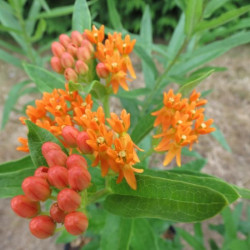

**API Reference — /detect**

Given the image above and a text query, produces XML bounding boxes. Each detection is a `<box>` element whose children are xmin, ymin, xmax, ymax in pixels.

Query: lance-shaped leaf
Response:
<box><xmin>104</xmin><ymin>174</ymin><xmax>228</xmax><ymax>222</ymax></box>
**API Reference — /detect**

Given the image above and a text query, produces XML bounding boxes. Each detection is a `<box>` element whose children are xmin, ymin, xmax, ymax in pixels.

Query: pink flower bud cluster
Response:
<box><xmin>50</xmin><ymin>31</ymin><xmax>94</xmax><ymax>82</ymax></box>
<box><xmin>11</xmin><ymin>142</ymin><xmax>90</xmax><ymax>239</ymax></box>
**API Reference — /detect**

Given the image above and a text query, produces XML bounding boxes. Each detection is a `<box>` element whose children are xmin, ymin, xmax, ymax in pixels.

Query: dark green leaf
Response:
<box><xmin>26</xmin><ymin>120</ymin><xmax>68</xmax><ymax>168</ymax></box>
<box><xmin>104</xmin><ymin>174</ymin><xmax>228</xmax><ymax>222</ymax></box>
<box><xmin>72</xmin><ymin>0</ymin><xmax>91</xmax><ymax>32</ymax></box>
<box><xmin>107</xmin><ymin>0</ymin><xmax>123</xmax><ymax>31</ymax></box>
<box><xmin>23</xmin><ymin>63</ymin><xmax>65</xmax><ymax>92</ymax></box>
<box><xmin>204</xmin><ymin>0</ymin><xmax>230</xmax><ymax>18</ymax></box>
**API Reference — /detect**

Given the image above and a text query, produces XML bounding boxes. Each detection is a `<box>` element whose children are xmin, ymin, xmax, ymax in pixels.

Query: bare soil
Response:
<box><xmin>0</xmin><ymin>45</ymin><xmax>250</xmax><ymax>249</ymax></box>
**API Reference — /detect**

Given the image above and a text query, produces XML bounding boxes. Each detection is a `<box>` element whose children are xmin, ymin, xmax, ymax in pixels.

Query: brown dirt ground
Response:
<box><xmin>0</xmin><ymin>45</ymin><xmax>250</xmax><ymax>249</ymax></box>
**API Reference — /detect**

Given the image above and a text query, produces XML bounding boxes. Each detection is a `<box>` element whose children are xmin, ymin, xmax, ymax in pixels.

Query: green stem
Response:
<box><xmin>55</xmin><ymin>227</ymin><xmax>64</xmax><ymax>233</ymax></box>
<box><xmin>49</xmin><ymin>195</ymin><xmax>57</xmax><ymax>201</ymax></box>
<box><xmin>141</xmin><ymin>39</ymin><xmax>188</xmax><ymax>115</ymax></box>
<box><xmin>103</xmin><ymin>94</ymin><xmax>110</xmax><ymax>117</ymax></box>
<box><xmin>87</xmin><ymin>188</ymin><xmax>111</xmax><ymax>205</ymax></box>
<box><xmin>40</xmin><ymin>211</ymin><xmax>50</xmax><ymax>216</ymax></box>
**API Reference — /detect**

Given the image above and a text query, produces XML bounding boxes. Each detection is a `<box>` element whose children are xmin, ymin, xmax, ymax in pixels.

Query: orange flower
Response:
<box><xmin>116</xmin><ymin>35</ymin><xmax>136</xmax><ymax>55</ymax></box>
<box><xmin>85</xmin><ymin>25</ymin><xmax>105</xmax><ymax>44</ymax></box>
<box><xmin>16</xmin><ymin>137</ymin><xmax>29</xmax><ymax>152</ymax></box>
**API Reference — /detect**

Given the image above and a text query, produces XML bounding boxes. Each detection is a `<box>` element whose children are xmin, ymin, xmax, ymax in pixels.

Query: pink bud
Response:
<box><xmin>11</xmin><ymin>195</ymin><xmax>40</xmax><ymax>218</ymax></box>
<box><xmin>81</xmin><ymin>39</ymin><xmax>94</xmax><ymax>53</ymax></box>
<box><xmin>29</xmin><ymin>215</ymin><xmax>56</xmax><ymax>239</ymax></box>
<box><xmin>22</xmin><ymin>176</ymin><xmax>51</xmax><ymax>201</ymax></box>
<box><xmin>67</xmin><ymin>43</ymin><xmax>78</xmax><ymax>57</ymax></box>
<box><xmin>75</xmin><ymin>60</ymin><xmax>89</xmax><ymax>75</ymax></box>
<box><xmin>66</xmin><ymin>154</ymin><xmax>87</xmax><ymax>169</ymax></box>
<box><xmin>64</xmin><ymin>68</ymin><xmax>78</xmax><ymax>82</ymax></box>
<box><xmin>68</xmin><ymin>166</ymin><xmax>91</xmax><ymax>191</ymax></box>
<box><xmin>64</xmin><ymin>212</ymin><xmax>88</xmax><ymax>235</ymax></box>
<box><xmin>51</xmin><ymin>57</ymin><xmax>64</xmax><ymax>73</ymax></box>
<box><xmin>62</xmin><ymin>126</ymin><xmax>79</xmax><ymax>147</ymax></box>
<box><xmin>34</xmin><ymin>166</ymin><xmax>49</xmax><ymax>180</ymax></box>
<box><xmin>76</xmin><ymin>132</ymin><xmax>93</xmax><ymax>154</ymax></box>
<box><xmin>96</xmin><ymin>62</ymin><xmax>110</xmax><ymax>78</ymax></box>
<box><xmin>61</xmin><ymin>52</ymin><xmax>75</xmax><ymax>68</ymax></box>
<box><xmin>50</xmin><ymin>203</ymin><xmax>67</xmax><ymax>223</ymax></box>
<box><xmin>45</xmin><ymin>150</ymin><xmax>67</xmax><ymax>167</ymax></box>
<box><xmin>48</xmin><ymin>166</ymin><xmax>69</xmax><ymax>189</ymax></box>
<box><xmin>51</xmin><ymin>41</ymin><xmax>65</xmax><ymax>57</ymax></box>
<box><xmin>59</xmin><ymin>34</ymin><xmax>71</xmax><ymax>47</ymax></box>
<box><xmin>71</xmin><ymin>31</ymin><xmax>84</xmax><ymax>46</ymax></box>
<box><xmin>42</xmin><ymin>142</ymin><xmax>62</xmax><ymax>155</ymax></box>
<box><xmin>77</xmin><ymin>47</ymin><xmax>92</xmax><ymax>61</ymax></box>
<box><xmin>57</xmin><ymin>188</ymin><xmax>81</xmax><ymax>212</ymax></box>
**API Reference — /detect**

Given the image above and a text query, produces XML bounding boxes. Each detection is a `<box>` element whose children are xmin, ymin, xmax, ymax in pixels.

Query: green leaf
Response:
<box><xmin>178</xmin><ymin>69</ymin><xmax>214</xmax><ymax>96</ymax></box>
<box><xmin>1</xmin><ymin>80</ymin><xmax>31</xmax><ymax>129</ymax></box>
<box><xmin>31</xmin><ymin>18</ymin><xmax>46</xmax><ymax>42</ymax></box>
<box><xmin>233</xmin><ymin>186</ymin><xmax>250</xmax><ymax>200</ymax></box>
<box><xmin>72</xmin><ymin>0</ymin><xmax>91</xmax><ymax>32</ymax></box>
<box><xmin>26</xmin><ymin>0</ymin><xmax>41</xmax><ymax>35</ymax></box>
<box><xmin>211</xmin><ymin>124</ymin><xmax>231</xmax><ymax>152</ymax></box>
<box><xmin>0</xmin><ymin>48</ymin><xmax>22</xmax><ymax>68</ymax></box>
<box><xmin>173</xmin><ymin>158</ymin><xmax>207</xmax><ymax>172</ymax></box>
<box><xmin>0</xmin><ymin>23</ymin><xmax>21</xmax><ymax>33</ymax></box>
<box><xmin>35</xmin><ymin>5</ymin><xmax>74</xmax><ymax>19</ymax></box>
<box><xmin>115</xmin><ymin>88</ymin><xmax>150</xmax><ymax>99</ymax></box>
<box><xmin>82</xmin><ymin>80</ymin><xmax>107</xmax><ymax>100</ymax></box>
<box><xmin>184</xmin><ymin>0</ymin><xmax>203</xmax><ymax>37</ymax></box>
<box><xmin>204</xmin><ymin>0</ymin><xmax>230</xmax><ymax>18</ymax></box>
<box><xmin>26</xmin><ymin>120</ymin><xmax>68</xmax><ymax>168</ymax></box>
<box><xmin>56</xmin><ymin>229</ymin><xmax>77</xmax><ymax>244</ymax></box>
<box><xmin>0</xmin><ymin>156</ymin><xmax>35</xmax><ymax>198</ymax></box>
<box><xmin>101</xmin><ymin>213</ymin><xmax>133</xmax><ymax>250</ymax></box>
<box><xmin>144</xmin><ymin>169</ymin><xmax>239</xmax><ymax>204</ymax></box>
<box><xmin>107</xmin><ymin>0</ymin><xmax>123</xmax><ymax>31</ymax></box>
<box><xmin>23</xmin><ymin>63</ymin><xmax>65</xmax><ymax>92</ymax></box>
<box><xmin>104</xmin><ymin>174</ymin><xmax>228</xmax><ymax>222</ymax></box>
<box><xmin>196</xmin><ymin>5</ymin><xmax>250</xmax><ymax>32</ymax></box>
<box><xmin>222</xmin><ymin>207</ymin><xmax>237</xmax><ymax>245</ymax></box>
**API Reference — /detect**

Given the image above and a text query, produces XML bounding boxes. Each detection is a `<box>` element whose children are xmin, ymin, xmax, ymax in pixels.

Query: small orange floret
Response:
<box><xmin>85</xmin><ymin>25</ymin><xmax>105</xmax><ymax>44</ymax></box>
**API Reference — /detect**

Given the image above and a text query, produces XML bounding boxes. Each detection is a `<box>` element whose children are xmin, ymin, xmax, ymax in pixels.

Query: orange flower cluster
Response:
<box><xmin>17</xmin><ymin>85</ymin><xmax>143</xmax><ymax>190</ymax></box>
<box><xmin>17</xmin><ymin>84</ymin><xmax>93</xmax><ymax>152</ymax></box>
<box><xmin>152</xmin><ymin>89</ymin><xmax>215</xmax><ymax>167</ymax></box>
<box><xmin>50</xmin><ymin>25</ymin><xmax>136</xmax><ymax>94</ymax></box>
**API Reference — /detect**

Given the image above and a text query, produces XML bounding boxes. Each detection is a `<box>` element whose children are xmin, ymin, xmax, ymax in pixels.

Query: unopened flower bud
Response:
<box><xmin>71</xmin><ymin>31</ymin><xmax>83</xmax><ymax>46</ymax></box>
<box><xmin>42</xmin><ymin>142</ymin><xmax>62</xmax><ymax>155</ymax></box>
<box><xmin>64</xmin><ymin>68</ymin><xmax>78</xmax><ymax>82</ymax></box>
<box><xmin>77</xmin><ymin>47</ymin><xmax>92</xmax><ymax>61</ymax></box>
<box><xmin>34</xmin><ymin>166</ymin><xmax>49</xmax><ymax>180</ymax></box>
<box><xmin>29</xmin><ymin>215</ymin><xmax>56</xmax><ymax>239</ymax></box>
<box><xmin>44</xmin><ymin>150</ymin><xmax>67</xmax><ymax>167</ymax></box>
<box><xmin>51</xmin><ymin>57</ymin><xmax>64</xmax><ymax>73</ymax></box>
<box><xmin>51</xmin><ymin>41</ymin><xmax>65</xmax><ymax>57</ymax></box>
<box><xmin>48</xmin><ymin>166</ymin><xmax>68</xmax><ymax>189</ymax></box>
<box><xmin>67</xmin><ymin>43</ymin><xmax>78</xmax><ymax>57</ymax></box>
<box><xmin>64</xmin><ymin>211</ymin><xmax>88</xmax><ymax>235</ymax></box>
<box><xmin>68</xmin><ymin>166</ymin><xmax>91</xmax><ymax>191</ymax></box>
<box><xmin>81</xmin><ymin>39</ymin><xmax>94</xmax><ymax>53</ymax></box>
<box><xmin>75</xmin><ymin>60</ymin><xmax>89</xmax><ymax>75</ymax></box>
<box><xmin>96</xmin><ymin>62</ymin><xmax>110</xmax><ymax>78</ymax></box>
<box><xmin>50</xmin><ymin>203</ymin><xmax>67</xmax><ymax>223</ymax></box>
<box><xmin>76</xmin><ymin>132</ymin><xmax>93</xmax><ymax>154</ymax></box>
<box><xmin>11</xmin><ymin>195</ymin><xmax>40</xmax><ymax>218</ymax></box>
<box><xmin>62</xmin><ymin>126</ymin><xmax>79</xmax><ymax>147</ymax></box>
<box><xmin>22</xmin><ymin>176</ymin><xmax>51</xmax><ymax>201</ymax></box>
<box><xmin>57</xmin><ymin>188</ymin><xmax>81</xmax><ymax>212</ymax></box>
<box><xmin>61</xmin><ymin>52</ymin><xmax>75</xmax><ymax>68</ymax></box>
<box><xmin>66</xmin><ymin>154</ymin><xmax>87</xmax><ymax>169</ymax></box>
<box><xmin>59</xmin><ymin>34</ymin><xmax>71</xmax><ymax>47</ymax></box>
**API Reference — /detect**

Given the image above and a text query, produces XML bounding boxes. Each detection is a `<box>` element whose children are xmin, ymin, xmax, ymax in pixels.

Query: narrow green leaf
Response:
<box><xmin>101</xmin><ymin>213</ymin><xmax>133</xmax><ymax>250</ymax></box>
<box><xmin>196</xmin><ymin>5</ymin><xmax>250</xmax><ymax>32</ymax></box>
<box><xmin>0</xmin><ymin>48</ymin><xmax>22</xmax><ymax>68</ymax></box>
<box><xmin>211</xmin><ymin>124</ymin><xmax>231</xmax><ymax>152</ymax></box>
<box><xmin>115</xmin><ymin>88</ymin><xmax>150</xmax><ymax>99</ymax></box>
<box><xmin>0</xmin><ymin>156</ymin><xmax>35</xmax><ymax>198</ymax></box>
<box><xmin>0</xmin><ymin>40</ymin><xmax>24</xmax><ymax>54</ymax></box>
<box><xmin>184</xmin><ymin>0</ymin><xmax>203</xmax><ymax>37</ymax></box>
<box><xmin>26</xmin><ymin>120</ymin><xmax>68</xmax><ymax>168</ymax></box>
<box><xmin>82</xmin><ymin>80</ymin><xmax>107</xmax><ymax>100</ymax></box>
<box><xmin>107</xmin><ymin>0</ymin><xmax>123</xmax><ymax>31</ymax></box>
<box><xmin>204</xmin><ymin>0</ymin><xmax>230</xmax><ymax>18</ymax></box>
<box><xmin>1</xmin><ymin>80</ymin><xmax>31</xmax><ymax>129</ymax></box>
<box><xmin>72</xmin><ymin>0</ymin><xmax>91</xmax><ymax>32</ymax></box>
<box><xmin>35</xmin><ymin>5</ymin><xmax>74</xmax><ymax>19</ymax></box>
<box><xmin>31</xmin><ymin>19</ymin><xmax>46</xmax><ymax>42</ymax></box>
<box><xmin>0</xmin><ymin>24</ymin><xmax>21</xmax><ymax>33</ymax></box>
<box><xmin>222</xmin><ymin>207</ymin><xmax>237</xmax><ymax>244</ymax></box>
<box><xmin>178</xmin><ymin>69</ymin><xmax>214</xmax><ymax>96</ymax></box>
<box><xmin>233</xmin><ymin>186</ymin><xmax>250</xmax><ymax>200</ymax></box>
<box><xmin>23</xmin><ymin>63</ymin><xmax>64</xmax><ymax>92</ymax></box>
<box><xmin>26</xmin><ymin>0</ymin><xmax>41</xmax><ymax>35</ymax></box>
<box><xmin>104</xmin><ymin>175</ymin><xmax>228</xmax><ymax>222</ymax></box>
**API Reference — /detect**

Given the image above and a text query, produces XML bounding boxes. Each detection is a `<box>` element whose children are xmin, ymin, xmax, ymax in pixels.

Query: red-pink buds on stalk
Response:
<box><xmin>57</xmin><ymin>188</ymin><xmax>81</xmax><ymax>212</ymax></box>
<box><xmin>51</xmin><ymin>57</ymin><xmax>63</xmax><ymax>73</ymax></box>
<box><xmin>75</xmin><ymin>60</ymin><xmax>89</xmax><ymax>75</ymax></box>
<box><xmin>50</xmin><ymin>203</ymin><xmax>67</xmax><ymax>223</ymax></box>
<box><xmin>96</xmin><ymin>62</ymin><xmax>109</xmax><ymax>78</ymax></box>
<box><xmin>48</xmin><ymin>166</ymin><xmax>69</xmax><ymax>189</ymax></box>
<box><xmin>71</xmin><ymin>31</ymin><xmax>83</xmax><ymax>46</ymax></box>
<box><xmin>29</xmin><ymin>215</ymin><xmax>56</xmax><ymax>239</ymax></box>
<box><xmin>64</xmin><ymin>212</ymin><xmax>88</xmax><ymax>235</ymax></box>
<box><xmin>34</xmin><ymin>166</ymin><xmax>49</xmax><ymax>180</ymax></box>
<box><xmin>42</xmin><ymin>142</ymin><xmax>61</xmax><ymax>155</ymax></box>
<box><xmin>66</xmin><ymin>154</ymin><xmax>87</xmax><ymax>169</ymax></box>
<box><xmin>77</xmin><ymin>47</ymin><xmax>92</xmax><ymax>61</ymax></box>
<box><xmin>77</xmin><ymin>131</ymin><xmax>93</xmax><ymax>154</ymax></box>
<box><xmin>67</xmin><ymin>43</ymin><xmax>78</xmax><ymax>57</ymax></box>
<box><xmin>11</xmin><ymin>195</ymin><xmax>40</xmax><ymax>218</ymax></box>
<box><xmin>61</xmin><ymin>52</ymin><xmax>75</xmax><ymax>68</ymax></box>
<box><xmin>64</xmin><ymin>68</ymin><xmax>78</xmax><ymax>82</ymax></box>
<box><xmin>51</xmin><ymin>42</ymin><xmax>65</xmax><ymax>57</ymax></box>
<box><xmin>59</xmin><ymin>34</ymin><xmax>71</xmax><ymax>47</ymax></box>
<box><xmin>68</xmin><ymin>166</ymin><xmax>91</xmax><ymax>191</ymax></box>
<box><xmin>22</xmin><ymin>176</ymin><xmax>51</xmax><ymax>201</ymax></box>
<box><xmin>62</xmin><ymin>126</ymin><xmax>79</xmax><ymax>147</ymax></box>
